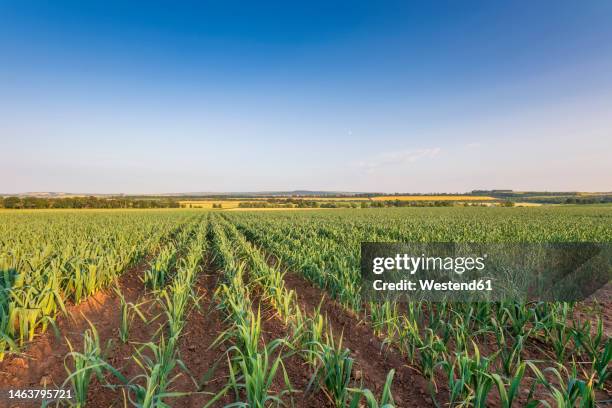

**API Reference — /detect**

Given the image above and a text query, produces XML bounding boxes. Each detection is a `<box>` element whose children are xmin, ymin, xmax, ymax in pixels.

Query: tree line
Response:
<box><xmin>237</xmin><ymin>199</ymin><xmax>457</xmax><ymax>209</ymax></box>
<box><xmin>0</xmin><ymin>196</ymin><xmax>180</xmax><ymax>209</ymax></box>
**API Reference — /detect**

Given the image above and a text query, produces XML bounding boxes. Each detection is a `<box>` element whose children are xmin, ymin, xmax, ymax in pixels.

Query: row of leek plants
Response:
<box><xmin>0</xmin><ymin>211</ymin><xmax>198</xmax><ymax>360</ymax></box>
<box><xmin>59</xmin><ymin>216</ymin><xmax>207</xmax><ymax>408</ymax></box>
<box><xmin>214</xmin><ymin>215</ymin><xmax>397</xmax><ymax>408</ymax></box>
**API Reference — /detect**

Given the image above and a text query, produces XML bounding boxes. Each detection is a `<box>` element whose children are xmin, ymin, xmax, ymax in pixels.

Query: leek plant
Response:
<box><xmin>62</xmin><ymin>322</ymin><xmax>106</xmax><ymax>408</ymax></box>
<box><xmin>115</xmin><ymin>287</ymin><xmax>146</xmax><ymax>344</ymax></box>
<box><xmin>143</xmin><ymin>244</ymin><xmax>178</xmax><ymax>290</ymax></box>
<box><xmin>438</xmin><ymin>343</ymin><xmax>496</xmax><ymax>408</ymax></box>
<box><xmin>527</xmin><ymin>361</ymin><xmax>596</xmax><ymax>408</ymax></box>
<box><xmin>489</xmin><ymin>362</ymin><xmax>527</xmax><ymax>408</ymax></box>
<box><xmin>348</xmin><ymin>369</ymin><xmax>396</xmax><ymax>408</ymax></box>
<box><xmin>127</xmin><ymin>336</ymin><xmax>185</xmax><ymax>408</ymax></box>
<box><xmin>0</xmin><ymin>211</ymin><xmax>196</xmax><ymax>359</ymax></box>
<box><xmin>309</xmin><ymin>332</ymin><xmax>355</xmax><ymax>408</ymax></box>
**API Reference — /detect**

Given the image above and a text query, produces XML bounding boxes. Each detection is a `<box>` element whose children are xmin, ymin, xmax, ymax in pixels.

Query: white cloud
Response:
<box><xmin>359</xmin><ymin>147</ymin><xmax>441</xmax><ymax>171</ymax></box>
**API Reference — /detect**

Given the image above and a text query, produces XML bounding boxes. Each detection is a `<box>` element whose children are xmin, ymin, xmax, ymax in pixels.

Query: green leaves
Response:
<box><xmin>222</xmin><ymin>208</ymin><xmax>611</xmax><ymax>407</ymax></box>
<box><xmin>0</xmin><ymin>210</ymin><xmax>196</xmax><ymax>358</ymax></box>
<box><xmin>62</xmin><ymin>320</ymin><xmax>105</xmax><ymax>407</ymax></box>
<box><xmin>143</xmin><ymin>243</ymin><xmax>178</xmax><ymax>290</ymax></box>
<box><xmin>309</xmin><ymin>332</ymin><xmax>355</xmax><ymax>408</ymax></box>
<box><xmin>592</xmin><ymin>338</ymin><xmax>611</xmax><ymax>388</ymax></box>
<box><xmin>3</xmin><ymin>206</ymin><xmax>611</xmax><ymax>406</ymax></box>
<box><xmin>526</xmin><ymin>362</ymin><xmax>596</xmax><ymax>408</ymax></box>
<box><xmin>489</xmin><ymin>362</ymin><xmax>526</xmax><ymax>408</ymax></box>
<box><xmin>349</xmin><ymin>369</ymin><xmax>396</xmax><ymax>408</ymax></box>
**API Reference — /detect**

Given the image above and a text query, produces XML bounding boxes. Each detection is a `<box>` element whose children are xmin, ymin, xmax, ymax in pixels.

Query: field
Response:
<box><xmin>0</xmin><ymin>207</ymin><xmax>610</xmax><ymax>407</ymax></box>
<box><xmin>370</xmin><ymin>195</ymin><xmax>495</xmax><ymax>201</ymax></box>
<box><xmin>179</xmin><ymin>200</ymin><xmax>243</xmax><ymax>209</ymax></box>
<box><xmin>179</xmin><ymin>195</ymin><xmax>496</xmax><ymax>207</ymax></box>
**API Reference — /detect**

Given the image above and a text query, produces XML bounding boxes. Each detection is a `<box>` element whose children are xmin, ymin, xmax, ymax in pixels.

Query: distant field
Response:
<box><xmin>179</xmin><ymin>200</ymin><xmax>242</xmax><ymax>209</ymax></box>
<box><xmin>514</xmin><ymin>202</ymin><xmax>544</xmax><ymax>207</ymax></box>
<box><xmin>282</xmin><ymin>196</ymin><xmax>370</xmax><ymax>201</ymax></box>
<box><xmin>180</xmin><ymin>195</ymin><xmax>496</xmax><ymax>208</ymax></box>
<box><xmin>180</xmin><ymin>201</ymin><xmax>338</xmax><ymax>211</ymax></box>
<box><xmin>274</xmin><ymin>195</ymin><xmax>496</xmax><ymax>201</ymax></box>
<box><xmin>371</xmin><ymin>195</ymin><xmax>495</xmax><ymax>201</ymax></box>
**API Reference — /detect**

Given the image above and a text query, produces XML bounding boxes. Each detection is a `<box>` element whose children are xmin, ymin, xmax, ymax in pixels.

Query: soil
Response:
<box><xmin>169</xmin><ymin>261</ymin><xmax>232</xmax><ymax>408</ymax></box>
<box><xmin>84</xmin><ymin>258</ymin><xmax>233</xmax><ymax>408</ymax></box>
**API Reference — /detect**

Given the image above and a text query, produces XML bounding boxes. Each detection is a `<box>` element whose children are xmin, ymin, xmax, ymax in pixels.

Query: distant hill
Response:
<box><xmin>1</xmin><ymin>191</ymin><xmax>367</xmax><ymax>198</ymax></box>
<box><xmin>0</xmin><ymin>192</ymin><xmax>120</xmax><ymax>198</ymax></box>
<box><xmin>156</xmin><ymin>190</ymin><xmax>366</xmax><ymax>197</ymax></box>
<box><xmin>3</xmin><ymin>190</ymin><xmax>611</xmax><ymax>203</ymax></box>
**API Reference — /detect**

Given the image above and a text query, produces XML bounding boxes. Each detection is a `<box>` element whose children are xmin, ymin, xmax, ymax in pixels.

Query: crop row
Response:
<box><xmin>224</xmin><ymin>207</ymin><xmax>612</xmax><ymax>406</ymax></box>
<box><xmin>0</xmin><ymin>211</ymin><xmax>201</xmax><ymax>360</ymax></box>
<box><xmin>62</xmin><ymin>214</ymin><xmax>209</xmax><ymax>407</ymax></box>
<box><xmin>210</xmin><ymin>214</ymin><xmax>397</xmax><ymax>407</ymax></box>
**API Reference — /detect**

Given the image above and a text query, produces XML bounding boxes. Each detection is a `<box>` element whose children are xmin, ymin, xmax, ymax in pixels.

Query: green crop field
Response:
<box><xmin>0</xmin><ymin>206</ymin><xmax>610</xmax><ymax>407</ymax></box>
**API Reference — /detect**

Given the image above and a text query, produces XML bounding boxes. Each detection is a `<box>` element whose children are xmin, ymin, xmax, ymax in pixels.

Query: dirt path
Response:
<box><xmin>84</xmin><ymin>297</ymin><xmax>164</xmax><ymax>408</ymax></box>
<box><xmin>169</xmin><ymin>260</ymin><xmax>232</xmax><ymax>408</ymax></box>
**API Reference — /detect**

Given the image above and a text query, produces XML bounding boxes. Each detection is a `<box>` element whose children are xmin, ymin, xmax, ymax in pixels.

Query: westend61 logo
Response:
<box><xmin>372</xmin><ymin>253</ymin><xmax>487</xmax><ymax>275</ymax></box>
<box><xmin>361</xmin><ymin>242</ymin><xmax>612</xmax><ymax>302</ymax></box>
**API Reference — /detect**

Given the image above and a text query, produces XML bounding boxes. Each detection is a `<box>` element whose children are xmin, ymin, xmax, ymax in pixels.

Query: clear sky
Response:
<box><xmin>1</xmin><ymin>1</ymin><xmax>611</xmax><ymax>194</ymax></box>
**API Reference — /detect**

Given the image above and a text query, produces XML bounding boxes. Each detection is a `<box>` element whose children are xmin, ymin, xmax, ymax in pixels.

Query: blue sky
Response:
<box><xmin>1</xmin><ymin>0</ymin><xmax>611</xmax><ymax>193</ymax></box>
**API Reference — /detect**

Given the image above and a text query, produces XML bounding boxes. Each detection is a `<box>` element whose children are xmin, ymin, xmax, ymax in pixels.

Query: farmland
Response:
<box><xmin>179</xmin><ymin>195</ymin><xmax>496</xmax><ymax>204</ymax></box>
<box><xmin>178</xmin><ymin>195</ymin><xmax>498</xmax><ymax>211</ymax></box>
<box><xmin>369</xmin><ymin>195</ymin><xmax>495</xmax><ymax>201</ymax></box>
<box><xmin>0</xmin><ymin>207</ymin><xmax>610</xmax><ymax>407</ymax></box>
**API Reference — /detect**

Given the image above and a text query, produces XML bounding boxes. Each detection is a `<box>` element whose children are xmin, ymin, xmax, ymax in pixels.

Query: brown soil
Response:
<box><xmin>0</xmin><ymin>222</ymin><xmax>192</xmax><ymax>407</ymax></box>
<box><xmin>0</xmin><ymin>258</ymin><xmax>155</xmax><ymax>407</ymax></box>
<box><xmin>169</xmin><ymin>261</ymin><xmax>232</xmax><ymax>408</ymax></box>
<box><xmin>85</xmin><ymin>258</ymin><xmax>234</xmax><ymax>408</ymax></box>
<box><xmin>83</xmin><ymin>291</ymin><xmax>167</xmax><ymax>408</ymax></box>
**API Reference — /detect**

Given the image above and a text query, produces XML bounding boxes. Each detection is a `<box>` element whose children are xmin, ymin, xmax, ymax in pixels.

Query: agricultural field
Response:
<box><xmin>0</xmin><ymin>207</ymin><xmax>610</xmax><ymax>407</ymax></box>
<box><xmin>179</xmin><ymin>200</ymin><xmax>243</xmax><ymax>209</ymax></box>
<box><xmin>178</xmin><ymin>195</ymin><xmax>497</xmax><ymax>210</ymax></box>
<box><xmin>369</xmin><ymin>195</ymin><xmax>495</xmax><ymax>201</ymax></box>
